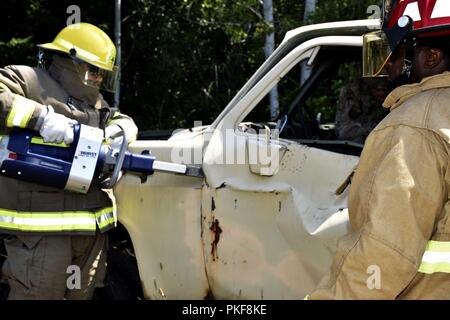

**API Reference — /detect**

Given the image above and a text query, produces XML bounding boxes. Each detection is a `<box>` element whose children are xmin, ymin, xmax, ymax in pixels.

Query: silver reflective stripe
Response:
<box><xmin>96</xmin><ymin>208</ymin><xmax>116</xmax><ymax>230</ymax></box>
<box><xmin>0</xmin><ymin>215</ymin><xmax>95</xmax><ymax>226</ymax></box>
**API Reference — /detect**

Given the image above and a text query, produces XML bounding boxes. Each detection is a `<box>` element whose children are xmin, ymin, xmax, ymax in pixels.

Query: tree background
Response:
<box><xmin>0</xmin><ymin>0</ymin><xmax>379</xmax><ymax>132</ymax></box>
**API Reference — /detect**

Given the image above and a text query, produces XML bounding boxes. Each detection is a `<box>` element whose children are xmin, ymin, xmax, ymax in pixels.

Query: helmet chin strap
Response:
<box><xmin>37</xmin><ymin>48</ymin><xmax>47</xmax><ymax>70</ymax></box>
<box><xmin>401</xmin><ymin>57</ymin><xmax>413</xmax><ymax>79</ymax></box>
<box><xmin>387</xmin><ymin>71</ymin><xmax>412</xmax><ymax>92</ymax></box>
<box><xmin>403</xmin><ymin>36</ymin><xmax>417</xmax><ymax>78</ymax></box>
<box><xmin>387</xmin><ymin>37</ymin><xmax>416</xmax><ymax>92</ymax></box>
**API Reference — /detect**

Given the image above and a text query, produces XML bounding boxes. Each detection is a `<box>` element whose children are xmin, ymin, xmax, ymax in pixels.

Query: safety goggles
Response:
<box><xmin>73</xmin><ymin>59</ymin><xmax>119</xmax><ymax>92</ymax></box>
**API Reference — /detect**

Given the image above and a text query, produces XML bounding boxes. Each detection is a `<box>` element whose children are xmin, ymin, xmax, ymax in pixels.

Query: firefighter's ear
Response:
<box><xmin>424</xmin><ymin>47</ymin><xmax>445</xmax><ymax>69</ymax></box>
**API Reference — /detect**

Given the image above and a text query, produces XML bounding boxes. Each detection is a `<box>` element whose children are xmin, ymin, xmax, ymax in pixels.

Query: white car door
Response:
<box><xmin>201</xmin><ymin>36</ymin><xmax>362</xmax><ymax>299</ymax></box>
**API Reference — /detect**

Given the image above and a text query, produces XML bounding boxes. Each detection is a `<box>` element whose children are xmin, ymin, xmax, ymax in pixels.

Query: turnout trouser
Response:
<box><xmin>1</xmin><ymin>230</ymin><xmax>107</xmax><ymax>300</ymax></box>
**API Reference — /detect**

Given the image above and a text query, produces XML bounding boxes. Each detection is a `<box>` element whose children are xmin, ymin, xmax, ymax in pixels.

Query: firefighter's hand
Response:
<box><xmin>104</xmin><ymin>124</ymin><xmax>124</xmax><ymax>150</ymax></box>
<box><xmin>40</xmin><ymin>105</ymin><xmax>78</xmax><ymax>144</ymax></box>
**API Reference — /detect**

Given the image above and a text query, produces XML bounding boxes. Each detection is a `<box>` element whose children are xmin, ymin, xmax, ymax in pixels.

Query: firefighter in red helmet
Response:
<box><xmin>309</xmin><ymin>0</ymin><xmax>450</xmax><ymax>299</ymax></box>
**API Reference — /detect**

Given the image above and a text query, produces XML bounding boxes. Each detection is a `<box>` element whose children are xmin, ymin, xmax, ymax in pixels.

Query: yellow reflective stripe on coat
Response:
<box><xmin>0</xmin><ymin>206</ymin><xmax>115</xmax><ymax>233</ymax></box>
<box><xmin>418</xmin><ymin>241</ymin><xmax>450</xmax><ymax>274</ymax></box>
<box><xmin>95</xmin><ymin>207</ymin><xmax>116</xmax><ymax>230</ymax></box>
<box><xmin>6</xmin><ymin>94</ymin><xmax>35</xmax><ymax>128</ymax></box>
<box><xmin>31</xmin><ymin>137</ymin><xmax>70</xmax><ymax>148</ymax></box>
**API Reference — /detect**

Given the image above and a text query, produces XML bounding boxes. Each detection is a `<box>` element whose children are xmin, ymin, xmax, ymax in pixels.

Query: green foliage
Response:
<box><xmin>0</xmin><ymin>0</ymin><xmax>382</xmax><ymax>131</ymax></box>
<box><xmin>305</xmin><ymin>0</ymin><xmax>381</xmax><ymax>123</ymax></box>
<box><xmin>0</xmin><ymin>37</ymin><xmax>34</xmax><ymax>65</ymax></box>
<box><xmin>309</xmin><ymin>0</ymin><xmax>382</xmax><ymax>23</ymax></box>
<box><xmin>119</xmin><ymin>0</ymin><xmax>278</xmax><ymax>129</ymax></box>
<box><xmin>306</xmin><ymin>62</ymin><xmax>361</xmax><ymax>123</ymax></box>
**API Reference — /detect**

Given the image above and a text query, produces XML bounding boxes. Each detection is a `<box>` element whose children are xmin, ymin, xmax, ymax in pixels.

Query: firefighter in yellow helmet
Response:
<box><xmin>0</xmin><ymin>23</ymin><xmax>138</xmax><ymax>299</ymax></box>
<box><xmin>309</xmin><ymin>0</ymin><xmax>450</xmax><ymax>299</ymax></box>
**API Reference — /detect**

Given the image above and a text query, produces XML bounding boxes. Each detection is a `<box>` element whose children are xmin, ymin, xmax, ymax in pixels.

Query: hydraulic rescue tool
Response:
<box><xmin>0</xmin><ymin>124</ymin><xmax>203</xmax><ymax>194</ymax></box>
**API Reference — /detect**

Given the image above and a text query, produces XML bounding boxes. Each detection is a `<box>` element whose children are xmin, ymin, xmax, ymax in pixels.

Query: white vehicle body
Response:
<box><xmin>114</xmin><ymin>19</ymin><xmax>381</xmax><ymax>300</ymax></box>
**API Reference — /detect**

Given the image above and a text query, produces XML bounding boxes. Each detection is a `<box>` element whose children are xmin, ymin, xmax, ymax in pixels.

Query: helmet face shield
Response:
<box><xmin>73</xmin><ymin>59</ymin><xmax>118</xmax><ymax>92</ymax></box>
<box><xmin>363</xmin><ymin>31</ymin><xmax>392</xmax><ymax>78</ymax></box>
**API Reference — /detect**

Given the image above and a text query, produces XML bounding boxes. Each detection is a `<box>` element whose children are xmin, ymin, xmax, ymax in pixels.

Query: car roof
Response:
<box><xmin>283</xmin><ymin>19</ymin><xmax>381</xmax><ymax>43</ymax></box>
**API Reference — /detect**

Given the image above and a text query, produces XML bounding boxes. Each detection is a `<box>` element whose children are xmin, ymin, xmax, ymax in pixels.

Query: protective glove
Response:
<box><xmin>39</xmin><ymin>105</ymin><xmax>78</xmax><ymax>144</ymax></box>
<box><xmin>104</xmin><ymin>124</ymin><xmax>125</xmax><ymax>150</ymax></box>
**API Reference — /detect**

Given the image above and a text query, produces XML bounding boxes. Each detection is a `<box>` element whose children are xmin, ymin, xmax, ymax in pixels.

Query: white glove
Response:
<box><xmin>104</xmin><ymin>124</ymin><xmax>125</xmax><ymax>150</ymax></box>
<box><xmin>39</xmin><ymin>106</ymin><xmax>78</xmax><ymax>144</ymax></box>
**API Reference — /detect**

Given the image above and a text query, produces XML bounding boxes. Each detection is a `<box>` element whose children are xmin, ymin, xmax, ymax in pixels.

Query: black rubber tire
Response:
<box><xmin>94</xmin><ymin>226</ymin><xmax>144</xmax><ymax>300</ymax></box>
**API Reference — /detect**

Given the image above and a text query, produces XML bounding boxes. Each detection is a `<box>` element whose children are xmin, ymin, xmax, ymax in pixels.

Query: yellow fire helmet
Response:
<box><xmin>38</xmin><ymin>23</ymin><xmax>118</xmax><ymax>92</ymax></box>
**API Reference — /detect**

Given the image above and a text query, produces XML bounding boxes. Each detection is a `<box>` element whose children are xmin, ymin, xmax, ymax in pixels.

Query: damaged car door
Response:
<box><xmin>201</xmin><ymin>35</ymin><xmax>363</xmax><ymax>300</ymax></box>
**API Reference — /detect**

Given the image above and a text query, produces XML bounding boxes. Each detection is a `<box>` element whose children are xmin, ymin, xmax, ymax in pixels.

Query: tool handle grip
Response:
<box><xmin>103</xmin><ymin>125</ymin><xmax>128</xmax><ymax>189</ymax></box>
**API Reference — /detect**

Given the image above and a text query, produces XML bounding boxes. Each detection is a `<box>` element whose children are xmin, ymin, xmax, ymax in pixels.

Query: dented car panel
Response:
<box><xmin>201</xmin><ymin>143</ymin><xmax>358</xmax><ymax>299</ymax></box>
<box><xmin>115</xmin><ymin>137</ymin><xmax>209</xmax><ymax>300</ymax></box>
<box><xmin>114</xmin><ymin>19</ymin><xmax>380</xmax><ymax>299</ymax></box>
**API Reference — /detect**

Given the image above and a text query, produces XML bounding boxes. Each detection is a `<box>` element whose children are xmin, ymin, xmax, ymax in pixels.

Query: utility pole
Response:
<box><xmin>301</xmin><ymin>0</ymin><xmax>317</xmax><ymax>85</ymax></box>
<box><xmin>114</xmin><ymin>0</ymin><xmax>121</xmax><ymax>108</ymax></box>
<box><xmin>263</xmin><ymin>0</ymin><xmax>279</xmax><ymax>120</ymax></box>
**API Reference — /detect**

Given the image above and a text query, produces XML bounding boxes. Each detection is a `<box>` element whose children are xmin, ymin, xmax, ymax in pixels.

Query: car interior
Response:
<box><xmin>241</xmin><ymin>45</ymin><xmax>372</xmax><ymax>157</ymax></box>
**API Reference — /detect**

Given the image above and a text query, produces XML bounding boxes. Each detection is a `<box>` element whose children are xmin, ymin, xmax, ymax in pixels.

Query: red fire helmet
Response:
<box><xmin>384</xmin><ymin>0</ymin><xmax>450</xmax><ymax>36</ymax></box>
<box><xmin>363</xmin><ymin>0</ymin><xmax>450</xmax><ymax>77</ymax></box>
